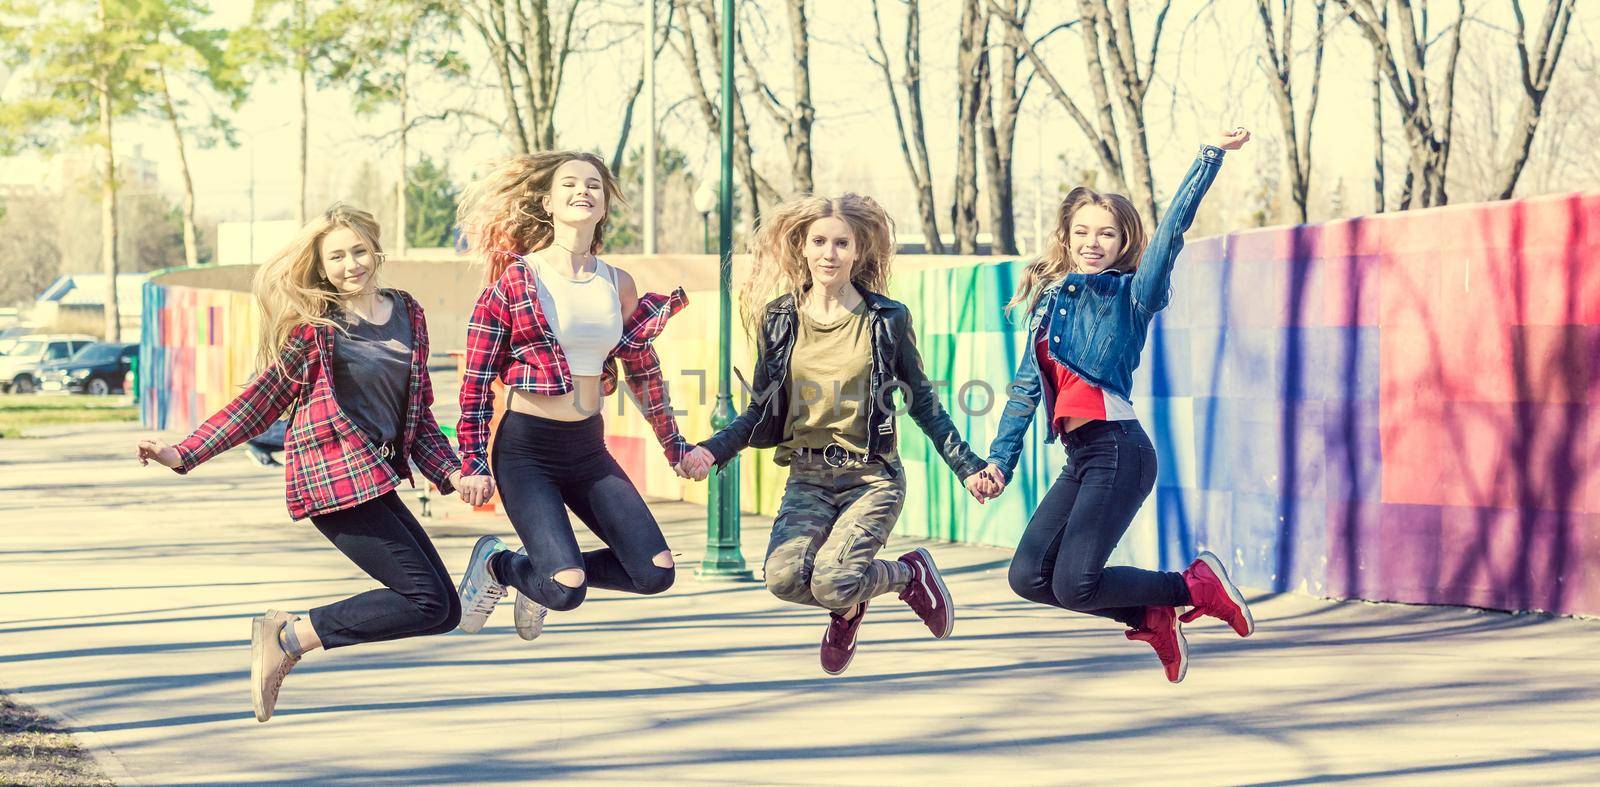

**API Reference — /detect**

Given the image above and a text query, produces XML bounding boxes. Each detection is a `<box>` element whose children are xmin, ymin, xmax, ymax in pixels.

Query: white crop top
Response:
<box><xmin>533</xmin><ymin>257</ymin><xmax>625</xmax><ymax>376</ymax></box>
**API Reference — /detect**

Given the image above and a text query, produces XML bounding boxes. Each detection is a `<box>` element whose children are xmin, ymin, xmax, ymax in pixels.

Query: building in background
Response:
<box><xmin>31</xmin><ymin>273</ymin><xmax>150</xmax><ymax>340</ymax></box>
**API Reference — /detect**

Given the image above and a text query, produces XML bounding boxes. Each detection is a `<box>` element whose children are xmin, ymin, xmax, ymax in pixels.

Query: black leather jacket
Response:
<box><xmin>700</xmin><ymin>288</ymin><xmax>984</xmax><ymax>480</ymax></box>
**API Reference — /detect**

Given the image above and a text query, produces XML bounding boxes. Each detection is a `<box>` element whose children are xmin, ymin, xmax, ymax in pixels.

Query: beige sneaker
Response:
<box><xmin>511</xmin><ymin>547</ymin><xmax>548</xmax><ymax>641</ymax></box>
<box><xmin>251</xmin><ymin>610</ymin><xmax>301</xmax><ymax>722</ymax></box>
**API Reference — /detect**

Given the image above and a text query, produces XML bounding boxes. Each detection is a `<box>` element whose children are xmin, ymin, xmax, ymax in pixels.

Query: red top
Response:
<box><xmin>173</xmin><ymin>290</ymin><xmax>459</xmax><ymax>520</ymax></box>
<box><xmin>1035</xmin><ymin>334</ymin><xmax>1136</xmax><ymax>434</ymax></box>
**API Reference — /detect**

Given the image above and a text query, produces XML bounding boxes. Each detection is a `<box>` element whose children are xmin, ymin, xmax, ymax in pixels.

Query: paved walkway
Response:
<box><xmin>3</xmin><ymin>424</ymin><xmax>1599</xmax><ymax>785</ymax></box>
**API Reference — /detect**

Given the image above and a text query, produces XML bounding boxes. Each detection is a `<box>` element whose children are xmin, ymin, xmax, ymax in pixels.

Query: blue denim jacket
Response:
<box><xmin>986</xmin><ymin>146</ymin><xmax>1226</xmax><ymax>481</ymax></box>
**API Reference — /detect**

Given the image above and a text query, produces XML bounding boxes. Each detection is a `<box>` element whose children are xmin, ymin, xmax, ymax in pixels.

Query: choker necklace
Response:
<box><xmin>536</xmin><ymin>244</ymin><xmax>597</xmax><ymax>282</ymax></box>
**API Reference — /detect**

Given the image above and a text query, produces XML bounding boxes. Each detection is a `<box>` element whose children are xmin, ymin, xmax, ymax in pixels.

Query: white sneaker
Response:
<box><xmin>457</xmin><ymin>536</ymin><xmax>509</xmax><ymax>633</ymax></box>
<box><xmin>251</xmin><ymin>610</ymin><xmax>300</xmax><ymax>722</ymax></box>
<box><xmin>512</xmin><ymin>550</ymin><xmax>548</xmax><ymax>640</ymax></box>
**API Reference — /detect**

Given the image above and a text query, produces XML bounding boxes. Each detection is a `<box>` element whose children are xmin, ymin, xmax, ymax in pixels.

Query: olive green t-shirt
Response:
<box><xmin>775</xmin><ymin>300</ymin><xmax>887</xmax><ymax>465</ymax></box>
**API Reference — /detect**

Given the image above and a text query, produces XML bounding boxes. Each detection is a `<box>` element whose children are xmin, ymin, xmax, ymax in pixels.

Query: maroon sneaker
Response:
<box><xmin>820</xmin><ymin>601</ymin><xmax>868</xmax><ymax>675</ymax></box>
<box><xmin>1126</xmin><ymin>605</ymin><xmax>1188</xmax><ymax>683</ymax></box>
<box><xmin>1178</xmin><ymin>551</ymin><xmax>1255</xmax><ymax>637</ymax></box>
<box><xmin>897</xmin><ymin>547</ymin><xmax>954</xmax><ymax>639</ymax></box>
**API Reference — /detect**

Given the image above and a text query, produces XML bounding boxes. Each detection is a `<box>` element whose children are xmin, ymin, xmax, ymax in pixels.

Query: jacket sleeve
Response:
<box><xmin>457</xmin><ymin>279</ymin><xmax>512</xmax><ymax>478</ymax></box>
<box><xmin>1130</xmin><ymin>145</ymin><xmax>1225</xmax><ymax>314</ymax></box>
<box><xmin>405</xmin><ymin>304</ymin><xmax>460</xmax><ymax>494</ymax></box>
<box><xmin>700</xmin><ymin>323</ymin><xmax>775</xmax><ymax>467</ymax></box>
<box><xmin>892</xmin><ymin>310</ymin><xmax>985</xmax><ymax>481</ymax></box>
<box><xmin>616</xmin><ymin>343</ymin><xmax>692</xmax><ymax>466</ymax></box>
<box><xmin>986</xmin><ymin>324</ymin><xmax>1045</xmax><ymax>484</ymax></box>
<box><xmin>172</xmin><ymin>329</ymin><xmax>312</xmax><ymax>473</ymax></box>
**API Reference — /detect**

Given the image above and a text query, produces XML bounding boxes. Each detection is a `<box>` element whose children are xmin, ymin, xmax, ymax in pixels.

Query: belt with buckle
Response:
<box><xmin>796</xmin><ymin>444</ymin><xmax>868</xmax><ymax>468</ymax></box>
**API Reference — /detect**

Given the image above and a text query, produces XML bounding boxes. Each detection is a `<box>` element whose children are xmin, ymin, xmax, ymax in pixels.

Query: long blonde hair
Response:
<box><xmin>1006</xmin><ymin>186</ymin><xmax>1147</xmax><ymax>314</ymax></box>
<box><xmin>739</xmin><ymin>193</ymin><xmax>895</xmax><ymax>334</ymax></box>
<box><xmin>456</xmin><ymin>151</ymin><xmax>625</xmax><ymax>285</ymax></box>
<box><xmin>252</xmin><ymin>204</ymin><xmax>385</xmax><ymax>371</ymax></box>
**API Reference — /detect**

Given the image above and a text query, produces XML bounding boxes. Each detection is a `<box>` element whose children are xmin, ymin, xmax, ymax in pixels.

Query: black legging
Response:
<box><xmin>488</xmin><ymin>411</ymin><xmax>674</xmax><ymax>611</ymax></box>
<box><xmin>1008</xmin><ymin>419</ymin><xmax>1190</xmax><ymax>628</ymax></box>
<box><xmin>308</xmin><ymin>491</ymin><xmax>462</xmax><ymax>649</ymax></box>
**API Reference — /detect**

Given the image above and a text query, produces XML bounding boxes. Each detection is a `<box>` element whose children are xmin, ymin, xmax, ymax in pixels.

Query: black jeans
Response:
<box><xmin>1008</xmin><ymin>420</ymin><xmax>1190</xmax><ymax>628</ymax></box>
<box><xmin>489</xmin><ymin>411</ymin><xmax>674</xmax><ymax>611</ymax></box>
<box><xmin>308</xmin><ymin>491</ymin><xmax>462</xmax><ymax>649</ymax></box>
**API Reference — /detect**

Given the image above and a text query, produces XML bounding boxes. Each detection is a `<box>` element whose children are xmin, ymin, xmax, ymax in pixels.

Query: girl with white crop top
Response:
<box><xmin>452</xmin><ymin>152</ymin><xmax>692</xmax><ymax>640</ymax></box>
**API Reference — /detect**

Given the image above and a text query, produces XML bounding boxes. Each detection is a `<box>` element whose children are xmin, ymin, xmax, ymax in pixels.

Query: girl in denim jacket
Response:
<box><xmin>981</xmin><ymin>129</ymin><xmax>1255</xmax><ymax>683</ymax></box>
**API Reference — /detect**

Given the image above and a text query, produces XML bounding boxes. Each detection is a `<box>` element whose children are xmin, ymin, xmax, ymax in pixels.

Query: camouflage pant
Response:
<box><xmin>763</xmin><ymin>456</ymin><xmax>911</xmax><ymax>611</ymax></box>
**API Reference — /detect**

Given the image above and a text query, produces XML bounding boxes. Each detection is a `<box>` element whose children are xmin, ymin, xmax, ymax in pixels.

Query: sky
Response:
<box><xmin>3</xmin><ymin>0</ymin><xmax>1596</xmax><ymax>244</ymax></box>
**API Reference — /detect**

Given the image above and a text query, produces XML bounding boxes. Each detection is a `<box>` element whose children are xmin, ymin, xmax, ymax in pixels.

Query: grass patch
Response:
<box><xmin>1</xmin><ymin>691</ymin><xmax>113</xmax><ymax>786</ymax></box>
<box><xmin>0</xmin><ymin>395</ymin><xmax>136</xmax><ymax>440</ymax></box>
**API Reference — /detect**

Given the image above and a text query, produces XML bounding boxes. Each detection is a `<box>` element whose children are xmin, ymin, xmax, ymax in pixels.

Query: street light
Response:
<box><xmin>693</xmin><ymin>181</ymin><xmax>717</xmax><ymax>254</ymax></box>
<box><xmin>698</xmin><ymin>0</ymin><xmax>752</xmax><ymax>582</ymax></box>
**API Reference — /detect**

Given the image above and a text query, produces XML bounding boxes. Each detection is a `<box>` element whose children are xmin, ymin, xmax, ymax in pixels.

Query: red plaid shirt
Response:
<box><xmin>172</xmin><ymin>290</ymin><xmax>459</xmax><ymax>520</ymax></box>
<box><xmin>457</xmin><ymin>257</ymin><xmax>691</xmax><ymax>477</ymax></box>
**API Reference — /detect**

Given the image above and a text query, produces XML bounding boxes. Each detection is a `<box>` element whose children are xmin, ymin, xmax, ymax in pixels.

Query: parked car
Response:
<box><xmin>0</xmin><ymin>334</ymin><xmax>98</xmax><ymax>393</ymax></box>
<box><xmin>0</xmin><ymin>324</ymin><xmax>39</xmax><ymax>351</ymax></box>
<box><xmin>38</xmin><ymin>341</ymin><xmax>139</xmax><ymax>395</ymax></box>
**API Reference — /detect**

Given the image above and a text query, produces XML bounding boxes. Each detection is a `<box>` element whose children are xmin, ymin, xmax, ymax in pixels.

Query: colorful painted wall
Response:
<box><xmin>143</xmin><ymin>193</ymin><xmax>1599</xmax><ymax>616</ymax></box>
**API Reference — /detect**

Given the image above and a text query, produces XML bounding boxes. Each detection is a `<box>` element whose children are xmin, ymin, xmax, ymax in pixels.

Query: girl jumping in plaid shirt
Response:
<box><xmin>136</xmin><ymin>206</ymin><xmax>465</xmax><ymax>722</ymax></box>
<box><xmin>453</xmin><ymin>152</ymin><xmax>690</xmax><ymax>641</ymax></box>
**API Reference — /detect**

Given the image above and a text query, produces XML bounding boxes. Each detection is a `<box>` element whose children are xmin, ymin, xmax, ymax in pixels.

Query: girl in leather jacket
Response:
<box><xmin>681</xmin><ymin>193</ymin><xmax>996</xmax><ymax>675</ymax></box>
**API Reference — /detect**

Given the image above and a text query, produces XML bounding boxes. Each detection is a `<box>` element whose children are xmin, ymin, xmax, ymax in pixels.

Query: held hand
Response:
<box><xmin>978</xmin><ymin>463</ymin><xmax>1009</xmax><ymax>501</ymax></box>
<box><xmin>446</xmin><ymin>470</ymin><xmax>463</xmax><ymax>491</ymax></box>
<box><xmin>137</xmin><ymin>439</ymin><xmax>181</xmax><ymax>469</ymax></box>
<box><xmin>1215</xmin><ymin>127</ymin><xmax>1251</xmax><ymax>151</ymax></box>
<box><xmin>457</xmin><ymin>474</ymin><xmax>495</xmax><ymax>506</ymax></box>
<box><xmin>964</xmin><ymin>464</ymin><xmax>1006</xmax><ymax>504</ymax></box>
<box><xmin>677</xmin><ymin>446</ymin><xmax>716</xmax><ymax>482</ymax></box>
<box><xmin>963</xmin><ymin>473</ymin><xmax>994</xmax><ymax>504</ymax></box>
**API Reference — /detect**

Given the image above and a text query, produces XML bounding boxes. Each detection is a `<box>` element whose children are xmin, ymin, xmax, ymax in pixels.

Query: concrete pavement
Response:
<box><xmin>3</xmin><ymin>423</ymin><xmax>1599</xmax><ymax>785</ymax></box>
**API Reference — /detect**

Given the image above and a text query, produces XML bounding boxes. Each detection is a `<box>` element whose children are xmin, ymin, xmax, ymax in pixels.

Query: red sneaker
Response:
<box><xmin>1125</xmin><ymin>605</ymin><xmax>1188</xmax><ymax>683</ymax></box>
<box><xmin>820</xmin><ymin>601</ymin><xmax>868</xmax><ymax>675</ymax></box>
<box><xmin>897</xmin><ymin>547</ymin><xmax>954</xmax><ymax>639</ymax></box>
<box><xmin>1179</xmin><ymin>551</ymin><xmax>1255</xmax><ymax>637</ymax></box>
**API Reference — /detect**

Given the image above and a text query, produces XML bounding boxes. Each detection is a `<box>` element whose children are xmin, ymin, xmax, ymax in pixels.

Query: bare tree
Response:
<box><xmin>1488</xmin><ymin>0</ymin><xmax>1577</xmax><ymax>200</ymax></box>
<box><xmin>991</xmin><ymin>0</ymin><xmax>1171</xmax><ymax>223</ymax></box>
<box><xmin>457</xmin><ymin>0</ymin><xmax>583</xmax><ymax>153</ymax></box>
<box><xmin>611</xmin><ymin>1</ymin><xmax>677</xmax><ymax>173</ymax></box>
<box><xmin>1370</xmin><ymin>2</ymin><xmax>1385</xmax><ymax>212</ymax></box>
<box><xmin>146</xmin><ymin>6</ymin><xmax>243</xmax><ymax>269</ymax></box>
<box><xmin>867</xmin><ymin>0</ymin><xmax>943</xmax><ymax>254</ymax></box>
<box><xmin>1254</xmin><ymin>0</ymin><xmax>1331</xmax><ymax>224</ymax></box>
<box><xmin>674</xmin><ymin>0</ymin><xmax>781</xmax><ymax>225</ymax></box>
<box><xmin>952</xmin><ymin>0</ymin><xmax>986</xmax><ymax>254</ymax></box>
<box><xmin>979</xmin><ymin>0</ymin><xmax>1033</xmax><ymax>255</ymax></box>
<box><xmin>740</xmin><ymin>0</ymin><xmax>815</xmax><ymax>195</ymax></box>
<box><xmin>1334</xmin><ymin>0</ymin><xmax>1466</xmax><ymax>209</ymax></box>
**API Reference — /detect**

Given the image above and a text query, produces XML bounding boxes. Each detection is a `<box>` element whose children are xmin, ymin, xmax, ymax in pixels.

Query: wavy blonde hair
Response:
<box><xmin>1006</xmin><ymin>186</ymin><xmax>1147</xmax><ymax>314</ymax></box>
<box><xmin>739</xmin><ymin>193</ymin><xmax>895</xmax><ymax>334</ymax></box>
<box><xmin>456</xmin><ymin>151</ymin><xmax>625</xmax><ymax>285</ymax></box>
<box><xmin>252</xmin><ymin>204</ymin><xmax>385</xmax><ymax>371</ymax></box>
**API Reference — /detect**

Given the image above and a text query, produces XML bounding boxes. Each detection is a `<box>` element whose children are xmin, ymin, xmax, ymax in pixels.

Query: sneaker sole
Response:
<box><xmin>909</xmin><ymin>547</ymin><xmax>955</xmax><ymax>639</ymax></box>
<box><xmin>250</xmin><ymin>611</ymin><xmax>284</xmax><ymax>722</ymax></box>
<box><xmin>250</xmin><ymin>615</ymin><xmax>267</xmax><ymax>721</ymax></box>
<box><xmin>1195</xmin><ymin>551</ymin><xmax>1254</xmax><ymax>637</ymax></box>
<box><xmin>456</xmin><ymin>536</ymin><xmax>503</xmax><ymax>634</ymax></box>
<box><xmin>1171</xmin><ymin>615</ymin><xmax>1189</xmax><ymax>684</ymax></box>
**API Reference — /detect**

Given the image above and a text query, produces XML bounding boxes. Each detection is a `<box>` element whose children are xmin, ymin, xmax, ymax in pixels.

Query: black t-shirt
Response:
<box><xmin>331</xmin><ymin>297</ymin><xmax>414</xmax><ymax>444</ymax></box>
